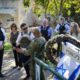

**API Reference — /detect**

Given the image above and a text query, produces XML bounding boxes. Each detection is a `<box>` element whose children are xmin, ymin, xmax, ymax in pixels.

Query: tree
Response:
<box><xmin>23</xmin><ymin>0</ymin><xmax>80</xmax><ymax>22</ymax></box>
<box><xmin>23</xmin><ymin>0</ymin><xmax>30</xmax><ymax>7</ymax></box>
<box><xmin>35</xmin><ymin>0</ymin><xmax>50</xmax><ymax>17</ymax></box>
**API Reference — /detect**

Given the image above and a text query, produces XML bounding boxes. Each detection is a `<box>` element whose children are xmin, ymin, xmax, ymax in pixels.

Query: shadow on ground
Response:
<box><xmin>0</xmin><ymin>52</ymin><xmax>53</xmax><ymax>80</ymax></box>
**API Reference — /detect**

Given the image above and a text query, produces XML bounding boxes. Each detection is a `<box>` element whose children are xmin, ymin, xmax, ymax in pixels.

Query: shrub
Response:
<box><xmin>4</xmin><ymin>42</ymin><xmax>12</xmax><ymax>51</ymax></box>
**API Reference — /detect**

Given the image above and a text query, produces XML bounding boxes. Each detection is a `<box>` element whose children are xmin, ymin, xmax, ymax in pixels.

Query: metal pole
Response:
<box><xmin>34</xmin><ymin>57</ymin><xmax>67</xmax><ymax>80</ymax></box>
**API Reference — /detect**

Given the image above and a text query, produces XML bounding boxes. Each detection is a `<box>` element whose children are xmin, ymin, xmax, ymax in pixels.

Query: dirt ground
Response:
<box><xmin>0</xmin><ymin>51</ymin><xmax>53</xmax><ymax>80</ymax></box>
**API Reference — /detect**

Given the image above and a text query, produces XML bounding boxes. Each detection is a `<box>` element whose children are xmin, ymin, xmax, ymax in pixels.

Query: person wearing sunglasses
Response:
<box><xmin>16</xmin><ymin>23</ymin><xmax>34</xmax><ymax>80</ymax></box>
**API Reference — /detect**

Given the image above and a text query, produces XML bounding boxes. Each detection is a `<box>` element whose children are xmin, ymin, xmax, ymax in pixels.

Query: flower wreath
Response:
<box><xmin>45</xmin><ymin>34</ymin><xmax>80</xmax><ymax>65</ymax></box>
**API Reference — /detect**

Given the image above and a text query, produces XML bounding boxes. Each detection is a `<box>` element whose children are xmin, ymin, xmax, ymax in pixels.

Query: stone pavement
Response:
<box><xmin>1</xmin><ymin>58</ymin><xmax>30</xmax><ymax>80</ymax></box>
<box><xmin>0</xmin><ymin>52</ymin><xmax>53</xmax><ymax>80</ymax></box>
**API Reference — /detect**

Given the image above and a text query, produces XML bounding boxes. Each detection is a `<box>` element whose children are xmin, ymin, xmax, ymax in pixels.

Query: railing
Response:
<box><xmin>33</xmin><ymin>56</ymin><xmax>67</xmax><ymax>80</ymax></box>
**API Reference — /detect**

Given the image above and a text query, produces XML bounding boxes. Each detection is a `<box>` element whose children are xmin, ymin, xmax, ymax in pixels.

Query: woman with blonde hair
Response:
<box><xmin>70</xmin><ymin>22</ymin><xmax>80</xmax><ymax>40</ymax></box>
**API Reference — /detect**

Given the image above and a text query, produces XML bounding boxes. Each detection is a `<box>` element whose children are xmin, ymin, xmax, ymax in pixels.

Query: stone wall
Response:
<box><xmin>0</xmin><ymin>0</ymin><xmax>19</xmax><ymax>28</ymax></box>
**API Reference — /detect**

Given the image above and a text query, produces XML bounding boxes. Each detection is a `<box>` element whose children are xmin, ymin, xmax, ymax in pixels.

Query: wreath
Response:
<box><xmin>19</xmin><ymin>36</ymin><xmax>31</xmax><ymax>48</ymax></box>
<box><xmin>45</xmin><ymin>34</ymin><xmax>80</xmax><ymax>65</ymax></box>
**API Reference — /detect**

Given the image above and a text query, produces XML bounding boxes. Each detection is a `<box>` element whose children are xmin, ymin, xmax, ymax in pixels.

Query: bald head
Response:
<box><xmin>42</xmin><ymin>18</ymin><xmax>48</xmax><ymax>26</ymax></box>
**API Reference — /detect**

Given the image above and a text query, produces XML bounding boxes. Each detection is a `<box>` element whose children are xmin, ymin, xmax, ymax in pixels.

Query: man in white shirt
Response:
<box><xmin>39</xmin><ymin>18</ymin><xmax>53</xmax><ymax>41</ymax></box>
<box><xmin>55</xmin><ymin>17</ymin><xmax>70</xmax><ymax>34</ymax></box>
<box><xmin>16</xmin><ymin>23</ymin><xmax>34</xmax><ymax>79</ymax></box>
<box><xmin>16</xmin><ymin>25</ymin><xmax>34</xmax><ymax>46</ymax></box>
<box><xmin>0</xmin><ymin>22</ymin><xmax>6</xmax><ymax>77</ymax></box>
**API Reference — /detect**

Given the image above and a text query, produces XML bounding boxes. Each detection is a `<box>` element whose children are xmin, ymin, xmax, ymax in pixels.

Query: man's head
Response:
<box><xmin>33</xmin><ymin>29</ymin><xmax>41</xmax><ymax>37</ymax></box>
<box><xmin>67</xmin><ymin>17</ymin><xmax>70</xmax><ymax>22</ymax></box>
<box><xmin>59</xmin><ymin>17</ymin><xmax>65</xmax><ymax>24</ymax></box>
<box><xmin>20</xmin><ymin>23</ymin><xmax>28</xmax><ymax>33</ymax></box>
<box><xmin>42</xmin><ymin>18</ymin><xmax>48</xmax><ymax>27</ymax></box>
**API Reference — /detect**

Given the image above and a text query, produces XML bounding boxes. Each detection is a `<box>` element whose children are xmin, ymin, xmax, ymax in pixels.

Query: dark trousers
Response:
<box><xmin>0</xmin><ymin>49</ymin><xmax>4</xmax><ymax>73</ymax></box>
<box><xmin>13</xmin><ymin>50</ymin><xmax>22</xmax><ymax>67</ymax></box>
<box><xmin>24</xmin><ymin>63</ymin><xmax>30</xmax><ymax>76</ymax></box>
<box><xmin>20</xmin><ymin>54</ymin><xmax>30</xmax><ymax>76</ymax></box>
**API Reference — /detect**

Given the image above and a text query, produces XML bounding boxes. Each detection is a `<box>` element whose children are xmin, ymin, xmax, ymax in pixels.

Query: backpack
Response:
<box><xmin>0</xmin><ymin>27</ymin><xmax>5</xmax><ymax>41</ymax></box>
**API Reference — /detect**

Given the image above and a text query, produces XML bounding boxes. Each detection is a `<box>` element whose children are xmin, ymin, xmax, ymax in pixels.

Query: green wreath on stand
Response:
<box><xmin>45</xmin><ymin>34</ymin><xmax>80</xmax><ymax>65</ymax></box>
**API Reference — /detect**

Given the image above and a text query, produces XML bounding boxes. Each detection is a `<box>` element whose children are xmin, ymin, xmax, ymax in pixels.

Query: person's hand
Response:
<box><xmin>16</xmin><ymin>48</ymin><xmax>26</xmax><ymax>53</ymax></box>
<box><xmin>16</xmin><ymin>48</ymin><xmax>22</xmax><ymax>53</ymax></box>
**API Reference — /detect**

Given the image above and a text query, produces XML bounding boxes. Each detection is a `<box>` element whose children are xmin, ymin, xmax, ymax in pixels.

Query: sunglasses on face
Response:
<box><xmin>22</xmin><ymin>27</ymin><xmax>28</xmax><ymax>30</ymax></box>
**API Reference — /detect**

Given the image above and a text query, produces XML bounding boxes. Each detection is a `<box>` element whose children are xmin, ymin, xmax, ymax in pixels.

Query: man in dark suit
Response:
<box><xmin>0</xmin><ymin>22</ymin><xmax>6</xmax><ymax>77</ymax></box>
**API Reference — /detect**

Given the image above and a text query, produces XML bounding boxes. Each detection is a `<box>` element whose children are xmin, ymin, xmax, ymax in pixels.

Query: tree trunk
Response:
<box><xmin>59</xmin><ymin>0</ymin><xmax>64</xmax><ymax>16</ymax></box>
<box><xmin>44</xmin><ymin>0</ymin><xmax>49</xmax><ymax>18</ymax></box>
<box><xmin>54</xmin><ymin>0</ymin><xmax>59</xmax><ymax>16</ymax></box>
<box><xmin>44</xmin><ymin>8</ymin><xmax>47</xmax><ymax>18</ymax></box>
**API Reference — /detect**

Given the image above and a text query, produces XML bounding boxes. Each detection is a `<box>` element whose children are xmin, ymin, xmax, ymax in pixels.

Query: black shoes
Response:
<box><xmin>12</xmin><ymin>66</ymin><xmax>18</xmax><ymax>69</ymax></box>
<box><xmin>12</xmin><ymin>66</ymin><xmax>22</xmax><ymax>70</ymax></box>
<box><xmin>0</xmin><ymin>73</ymin><xmax>5</xmax><ymax>78</ymax></box>
<box><xmin>17</xmin><ymin>67</ymin><xmax>22</xmax><ymax>70</ymax></box>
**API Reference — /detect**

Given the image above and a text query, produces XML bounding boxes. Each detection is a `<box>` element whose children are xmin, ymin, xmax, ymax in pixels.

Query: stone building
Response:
<box><xmin>0</xmin><ymin>0</ymin><xmax>40</xmax><ymax>30</ymax></box>
<box><xmin>0</xmin><ymin>0</ymin><xmax>24</xmax><ymax>29</ymax></box>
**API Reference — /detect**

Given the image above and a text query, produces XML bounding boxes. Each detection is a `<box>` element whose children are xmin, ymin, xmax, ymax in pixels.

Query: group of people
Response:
<box><xmin>0</xmin><ymin>17</ymin><xmax>80</xmax><ymax>80</ymax></box>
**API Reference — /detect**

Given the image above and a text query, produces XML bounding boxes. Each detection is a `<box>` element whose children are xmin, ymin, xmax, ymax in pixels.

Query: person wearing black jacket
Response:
<box><xmin>0</xmin><ymin>22</ymin><xmax>6</xmax><ymax>77</ymax></box>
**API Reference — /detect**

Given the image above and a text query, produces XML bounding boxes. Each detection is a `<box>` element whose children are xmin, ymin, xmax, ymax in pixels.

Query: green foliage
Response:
<box><xmin>23</xmin><ymin>0</ymin><xmax>30</xmax><ymax>7</ymax></box>
<box><xmin>63</xmin><ymin>0</ymin><xmax>80</xmax><ymax>17</ymax></box>
<box><xmin>35</xmin><ymin>0</ymin><xmax>49</xmax><ymax>7</ymax></box>
<box><xmin>4</xmin><ymin>42</ymin><xmax>12</xmax><ymax>51</ymax></box>
<box><xmin>23</xmin><ymin>0</ymin><xmax>80</xmax><ymax>19</ymax></box>
<box><xmin>35</xmin><ymin>0</ymin><xmax>50</xmax><ymax>17</ymax></box>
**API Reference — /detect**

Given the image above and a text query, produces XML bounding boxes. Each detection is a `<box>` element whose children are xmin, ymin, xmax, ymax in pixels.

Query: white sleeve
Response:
<box><xmin>65</xmin><ymin>24</ymin><xmax>70</xmax><ymax>34</ymax></box>
<box><xmin>55</xmin><ymin>24</ymin><xmax>60</xmax><ymax>33</ymax></box>
<box><xmin>38</xmin><ymin>26</ymin><xmax>41</xmax><ymax>32</ymax></box>
<box><xmin>29</xmin><ymin>32</ymin><xmax>35</xmax><ymax>40</ymax></box>
<box><xmin>16</xmin><ymin>33</ymin><xmax>22</xmax><ymax>45</ymax></box>
<box><xmin>48</xmin><ymin>27</ymin><xmax>53</xmax><ymax>37</ymax></box>
<box><xmin>1</xmin><ymin>28</ymin><xmax>7</xmax><ymax>42</ymax></box>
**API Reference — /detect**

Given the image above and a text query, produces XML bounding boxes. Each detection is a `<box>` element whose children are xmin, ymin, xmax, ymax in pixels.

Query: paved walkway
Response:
<box><xmin>0</xmin><ymin>52</ymin><xmax>53</xmax><ymax>80</ymax></box>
